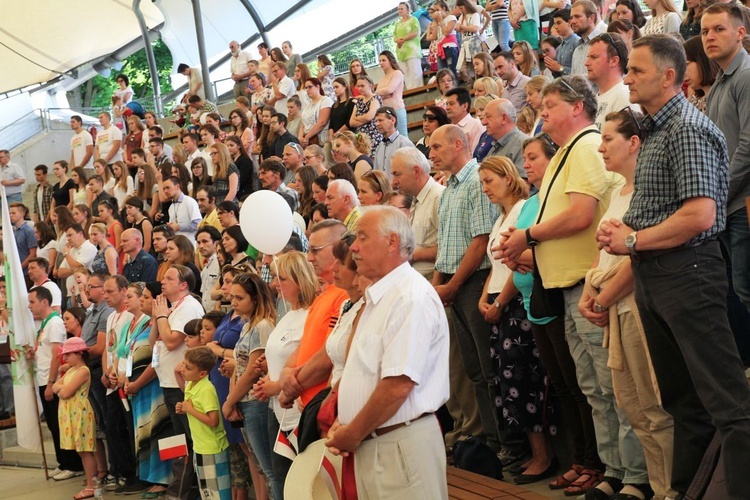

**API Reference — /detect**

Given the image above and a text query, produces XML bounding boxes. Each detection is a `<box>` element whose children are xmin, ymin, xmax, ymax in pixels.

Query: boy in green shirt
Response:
<box><xmin>176</xmin><ymin>347</ymin><xmax>230</xmax><ymax>500</ymax></box>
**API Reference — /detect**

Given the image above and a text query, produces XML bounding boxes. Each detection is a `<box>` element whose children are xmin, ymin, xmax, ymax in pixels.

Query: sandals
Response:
<box><xmin>73</xmin><ymin>489</ymin><xmax>95</xmax><ymax>500</ymax></box>
<box><xmin>563</xmin><ymin>468</ymin><xmax>603</xmax><ymax>496</ymax></box>
<box><xmin>549</xmin><ymin>464</ymin><xmax>584</xmax><ymax>489</ymax></box>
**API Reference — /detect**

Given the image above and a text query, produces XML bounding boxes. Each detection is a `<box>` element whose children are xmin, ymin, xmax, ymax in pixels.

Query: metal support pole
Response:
<box><xmin>133</xmin><ymin>0</ymin><xmax>163</xmax><ymax>116</ymax></box>
<box><xmin>238</xmin><ymin>0</ymin><xmax>270</xmax><ymax>48</ymax></box>
<box><xmin>191</xmin><ymin>0</ymin><xmax>216</xmax><ymax>102</ymax></box>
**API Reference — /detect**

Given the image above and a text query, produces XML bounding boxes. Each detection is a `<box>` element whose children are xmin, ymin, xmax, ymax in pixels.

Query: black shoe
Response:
<box><xmin>514</xmin><ymin>458</ymin><xmax>558</xmax><ymax>485</ymax></box>
<box><xmin>507</xmin><ymin>463</ymin><xmax>528</xmax><ymax>475</ymax></box>
<box><xmin>584</xmin><ymin>476</ymin><xmax>624</xmax><ymax>499</ymax></box>
<box><xmin>120</xmin><ymin>479</ymin><xmax>149</xmax><ymax>495</ymax></box>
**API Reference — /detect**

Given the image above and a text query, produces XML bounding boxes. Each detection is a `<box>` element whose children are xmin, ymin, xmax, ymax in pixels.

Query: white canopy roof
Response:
<box><xmin>0</xmin><ymin>0</ymin><xmax>397</xmax><ymax>96</ymax></box>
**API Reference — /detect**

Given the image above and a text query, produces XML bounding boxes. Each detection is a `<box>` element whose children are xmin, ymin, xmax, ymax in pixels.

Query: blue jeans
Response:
<box><xmin>437</xmin><ymin>46</ymin><xmax>459</xmax><ymax>78</ymax></box>
<box><xmin>492</xmin><ymin>19</ymin><xmax>512</xmax><ymax>52</ymax></box>
<box><xmin>563</xmin><ymin>285</ymin><xmax>648</xmax><ymax>483</ymax></box>
<box><xmin>238</xmin><ymin>400</ymin><xmax>280</xmax><ymax>500</ymax></box>
<box><xmin>395</xmin><ymin>107</ymin><xmax>408</xmax><ymax>138</ymax></box>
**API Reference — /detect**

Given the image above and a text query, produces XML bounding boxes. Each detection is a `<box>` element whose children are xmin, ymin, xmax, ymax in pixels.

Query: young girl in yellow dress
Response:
<box><xmin>53</xmin><ymin>337</ymin><xmax>97</xmax><ymax>500</ymax></box>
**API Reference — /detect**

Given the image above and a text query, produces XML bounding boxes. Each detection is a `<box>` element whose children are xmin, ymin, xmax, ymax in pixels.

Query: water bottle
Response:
<box><xmin>93</xmin><ymin>476</ymin><xmax>104</xmax><ymax>499</ymax></box>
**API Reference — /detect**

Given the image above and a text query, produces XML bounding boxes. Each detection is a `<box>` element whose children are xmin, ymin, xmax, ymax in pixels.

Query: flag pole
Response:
<box><xmin>26</xmin><ymin>360</ymin><xmax>50</xmax><ymax>480</ymax></box>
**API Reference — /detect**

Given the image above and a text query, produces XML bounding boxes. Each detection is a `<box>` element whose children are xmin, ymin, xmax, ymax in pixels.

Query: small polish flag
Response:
<box><xmin>159</xmin><ymin>434</ymin><xmax>188</xmax><ymax>460</ymax></box>
<box><xmin>273</xmin><ymin>426</ymin><xmax>299</xmax><ymax>461</ymax></box>
<box><xmin>319</xmin><ymin>453</ymin><xmax>342</xmax><ymax>499</ymax></box>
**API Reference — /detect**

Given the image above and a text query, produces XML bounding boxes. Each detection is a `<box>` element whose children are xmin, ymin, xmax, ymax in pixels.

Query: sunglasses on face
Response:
<box><xmin>423</xmin><ymin>113</ymin><xmax>438</xmax><ymax>122</ymax></box>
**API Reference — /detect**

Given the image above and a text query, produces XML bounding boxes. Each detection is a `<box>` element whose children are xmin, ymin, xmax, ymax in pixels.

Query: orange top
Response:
<box><xmin>296</xmin><ymin>285</ymin><xmax>348</xmax><ymax>405</ymax></box>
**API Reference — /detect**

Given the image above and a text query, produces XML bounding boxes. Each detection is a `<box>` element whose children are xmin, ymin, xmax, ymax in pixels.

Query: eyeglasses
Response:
<box><xmin>304</xmin><ymin>155</ymin><xmax>317</xmax><ymax>161</ymax></box>
<box><xmin>309</xmin><ymin>243</ymin><xmax>334</xmax><ymax>255</ymax></box>
<box><xmin>559</xmin><ymin>78</ymin><xmax>581</xmax><ymax>99</ymax></box>
<box><xmin>209</xmin><ymin>151</ymin><xmax>219</xmax><ymax>156</ymax></box>
<box><xmin>86</xmin><ymin>285</ymin><xmax>103</xmax><ymax>290</ymax></box>
<box><xmin>423</xmin><ymin>113</ymin><xmax>438</xmax><ymax>122</ymax></box>
<box><xmin>623</xmin><ymin>106</ymin><xmax>642</xmax><ymax>137</ymax></box>
<box><xmin>304</xmin><ymin>85</ymin><xmax>314</xmax><ymax>90</ymax></box>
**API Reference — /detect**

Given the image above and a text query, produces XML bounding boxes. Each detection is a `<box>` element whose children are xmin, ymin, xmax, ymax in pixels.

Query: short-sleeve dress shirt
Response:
<box><xmin>623</xmin><ymin>93</ymin><xmax>728</xmax><ymax>244</ymax></box>
<box><xmin>436</xmin><ymin>159</ymin><xmax>500</xmax><ymax>274</ymax></box>
<box><xmin>338</xmin><ymin>262</ymin><xmax>449</xmax><ymax>427</ymax></box>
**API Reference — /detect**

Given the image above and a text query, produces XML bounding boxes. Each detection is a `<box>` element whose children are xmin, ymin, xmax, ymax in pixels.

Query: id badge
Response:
<box><xmin>126</xmin><ymin>355</ymin><xmax>133</xmax><ymax>377</ymax></box>
<box><xmin>152</xmin><ymin>342</ymin><xmax>161</xmax><ymax>368</ymax></box>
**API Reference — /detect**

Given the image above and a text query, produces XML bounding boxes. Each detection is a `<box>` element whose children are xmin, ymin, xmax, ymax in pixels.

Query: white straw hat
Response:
<box><xmin>283</xmin><ymin>439</ymin><xmax>343</xmax><ymax>499</ymax></box>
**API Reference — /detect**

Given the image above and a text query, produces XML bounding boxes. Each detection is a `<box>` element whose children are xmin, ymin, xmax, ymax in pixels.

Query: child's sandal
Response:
<box><xmin>73</xmin><ymin>488</ymin><xmax>95</xmax><ymax>500</ymax></box>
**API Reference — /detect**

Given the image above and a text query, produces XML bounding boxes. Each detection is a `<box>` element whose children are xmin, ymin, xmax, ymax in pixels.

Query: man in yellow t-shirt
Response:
<box><xmin>499</xmin><ymin>76</ymin><xmax>637</xmax><ymax>496</ymax></box>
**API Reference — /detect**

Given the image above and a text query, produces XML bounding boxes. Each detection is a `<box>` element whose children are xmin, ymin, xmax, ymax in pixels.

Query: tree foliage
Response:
<box><xmin>70</xmin><ymin>38</ymin><xmax>174</xmax><ymax>111</ymax></box>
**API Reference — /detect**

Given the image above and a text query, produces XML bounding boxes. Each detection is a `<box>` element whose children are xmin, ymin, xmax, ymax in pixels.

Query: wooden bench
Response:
<box><xmin>447</xmin><ymin>467</ymin><xmax>551</xmax><ymax>500</ymax></box>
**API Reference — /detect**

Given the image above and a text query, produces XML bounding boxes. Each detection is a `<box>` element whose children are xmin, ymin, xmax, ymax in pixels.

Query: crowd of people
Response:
<box><xmin>2</xmin><ymin>0</ymin><xmax>750</xmax><ymax>499</ymax></box>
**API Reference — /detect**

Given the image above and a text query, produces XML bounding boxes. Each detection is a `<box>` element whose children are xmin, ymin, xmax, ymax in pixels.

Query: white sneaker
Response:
<box><xmin>48</xmin><ymin>467</ymin><xmax>63</xmax><ymax>478</ymax></box>
<box><xmin>52</xmin><ymin>470</ymin><xmax>77</xmax><ymax>481</ymax></box>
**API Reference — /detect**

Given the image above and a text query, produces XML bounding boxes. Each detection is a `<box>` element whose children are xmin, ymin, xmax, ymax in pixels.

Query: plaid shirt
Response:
<box><xmin>436</xmin><ymin>158</ymin><xmax>499</xmax><ymax>274</ymax></box>
<box><xmin>33</xmin><ymin>183</ymin><xmax>53</xmax><ymax>221</ymax></box>
<box><xmin>623</xmin><ymin>94</ymin><xmax>728</xmax><ymax>245</ymax></box>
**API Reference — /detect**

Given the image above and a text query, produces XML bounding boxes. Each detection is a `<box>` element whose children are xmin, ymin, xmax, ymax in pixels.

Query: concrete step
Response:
<box><xmin>0</xmin><ymin>425</ymin><xmax>56</xmax><ymax>468</ymax></box>
<box><xmin>1</xmin><ymin>440</ymin><xmax>57</xmax><ymax>468</ymax></box>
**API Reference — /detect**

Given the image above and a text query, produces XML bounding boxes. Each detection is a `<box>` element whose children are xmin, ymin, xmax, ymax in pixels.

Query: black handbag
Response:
<box><xmin>528</xmin><ymin>129</ymin><xmax>599</xmax><ymax>318</ymax></box>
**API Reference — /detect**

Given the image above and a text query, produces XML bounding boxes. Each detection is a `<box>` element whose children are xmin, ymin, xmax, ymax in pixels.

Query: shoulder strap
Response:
<box><xmin>535</xmin><ymin>129</ymin><xmax>600</xmax><ymax>224</ymax></box>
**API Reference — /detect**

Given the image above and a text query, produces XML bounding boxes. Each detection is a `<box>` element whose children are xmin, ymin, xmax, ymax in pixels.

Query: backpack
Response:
<box><xmin>452</xmin><ymin>436</ymin><xmax>504</xmax><ymax>481</ymax></box>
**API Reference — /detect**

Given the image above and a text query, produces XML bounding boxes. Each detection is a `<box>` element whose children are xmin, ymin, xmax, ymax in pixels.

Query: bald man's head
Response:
<box><xmin>121</xmin><ymin>228</ymin><xmax>143</xmax><ymax>255</ymax></box>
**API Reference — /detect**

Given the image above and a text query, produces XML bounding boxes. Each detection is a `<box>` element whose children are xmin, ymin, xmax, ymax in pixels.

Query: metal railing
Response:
<box><xmin>0</xmin><ymin>110</ymin><xmax>45</xmax><ymax>151</ymax></box>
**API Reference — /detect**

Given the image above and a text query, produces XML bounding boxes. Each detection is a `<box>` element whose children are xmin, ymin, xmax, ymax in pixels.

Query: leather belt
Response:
<box><xmin>363</xmin><ymin>412</ymin><xmax>434</xmax><ymax>441</ymax></box>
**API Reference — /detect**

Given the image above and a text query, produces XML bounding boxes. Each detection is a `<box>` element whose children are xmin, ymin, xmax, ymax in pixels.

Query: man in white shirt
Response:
<box><xmin>0</xmin><ymin>149</ymin><xmax>26</xmax><ymax>204</ymax></box>
<box><xmin>28</xmin><ymin>258</ymin><xmax>62</xmax><ymax>313</ymax></box>
<box><xmin>268</xmin><ymin>62</ymin><xmax>296</xmax><ymax>114</ymax></box>
<box><xmin>94</xmin><ymin>111</ymin><xmax>123</xmax><ymax>165</ymax></box>
<box><xmin>328</xmin><ymin>206</ymin><xmax>449</xmax><ymax>499</ymax></box>
<box><xmin>57</xmin><ymin>223</ymin><xmax>98</xmax><ymax>294</ymax></box>
<box><xmin>177</xmin><ymin>63</ymin><xmax>205</xmax><ymax>100</ymax></box>
<box><xmin>29</xmin><ymin>286</ymin><xmax>84</xmax><ymax>479</ymax></box>
<box><xmin>69</xmin><ymin>115</ymin><xmax>94</xmax><ymax>170</ymax></box>
<box><xmin>163</xmin><ymin>176</ymin><xmax>202</xmax><ymax>241</ymax></box>
<box><xmin>154</xmin><ymin>265</ymin><xmax>204</xmax><ymax>496</ymax></box>
<box><xmin>389</xmin><ymin>147</ymin><xmax>444</xmax><ymax>281</ymax></box>
<box><xmin>102</xmin><ymin>275</ymin><xmax>145</xmax><ymax>493</ymax></box>
<box><xmin>444</xmin><ymin>87</ymin><xmax>485</xmax><ymax>152</ymax></box>
<box><xmin>181</xmin><ymin>132</ymin><xmax>205</xmax><ymax>173</ymax></box>
<box><xmin>587</xmin><ymin>32</ymin><xmax>637</xmax><ymax>129</ymax></box>
<box><xmin>196</xmin><ymin>226</ymin><xmax>221</xmax><ymax>312</ymax></box>
<box><xmin>230</xmin><ymin>40</ymin><xmax>252</xmax><ymax>99</ymax></box>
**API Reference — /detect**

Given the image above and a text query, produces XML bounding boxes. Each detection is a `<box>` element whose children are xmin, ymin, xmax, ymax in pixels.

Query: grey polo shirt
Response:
<box><xmin>81</xmin><ymin>301</ymin><xmax>114</xmax><ymax>369</ymax></box>
<box><xmin>707</xmin><ymin>49</ymin><xmax>750</xmax><ymax>215</ymax></box>
<box><xmin>487</xmin><ymin>127</ymin><xmax>529</xmax><ymax>178</ymax></box>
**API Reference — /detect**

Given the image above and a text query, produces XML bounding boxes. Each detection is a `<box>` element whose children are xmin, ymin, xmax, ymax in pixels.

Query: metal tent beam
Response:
<box><xmin>133</xmin><ymin>0</ymin><xmax>163</xmax><ymax>115</ymax></box>
<box><xmin>238</xmin><ymin>0</ymin><xmax>270</xmax><ymax>47</ymax></box>
<box><xmin>301</xmin><ymin>7</ymin><xmax>399</xmax><ymax>60</ymax></box>
<box><xmin>191</xmin><ymin>0</ymin><xmax>215</xmax><ymax>102</ymax></box>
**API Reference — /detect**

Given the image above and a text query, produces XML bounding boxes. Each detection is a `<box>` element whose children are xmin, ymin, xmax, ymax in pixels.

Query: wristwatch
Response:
<box><xmin>525</xmin><ymin>228</ymin><xmax>539</xmax><ymax>248</ymax></box>
<box><xmin>625</xmin><ymin>231</ymin><xmax>638</xmax><ymax>255</ymax></box>
<box><xmin>492</xmin><ymin>300</ymin><xmax>501</xmax><ymax>309</ymax></box>
<box><xmin>593</xmin><ymin>301</ymin><xmax>607</xmax><ymax>313</ymax></box>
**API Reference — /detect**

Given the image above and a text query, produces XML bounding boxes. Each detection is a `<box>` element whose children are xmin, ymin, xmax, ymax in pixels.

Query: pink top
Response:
<box><xmin>376</xmin><ymin>70</ymin><xmax>405</xmax><ymax>110</ymax></box>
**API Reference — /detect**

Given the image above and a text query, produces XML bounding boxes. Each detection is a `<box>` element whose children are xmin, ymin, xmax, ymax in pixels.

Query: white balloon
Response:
<box><xmin>239</xmin><ymin>191</ymin><xmax>293</xmax><ymax>255</ymax></box>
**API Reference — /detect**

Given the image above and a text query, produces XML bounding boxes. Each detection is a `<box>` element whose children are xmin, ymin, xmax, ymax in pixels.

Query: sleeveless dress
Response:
<box><xmin>59</xmin><ymin>366</ymin><xmax>96</xmax><ymax>452</ymax></box>
<box><xmin>354</xmin><ymin>95</ymin><xmax>383</xmax><ymax>155</ymax></box>
<box><xmin>91</xmin><ymin>244</ymin><xmax>116</xmax><ymax>274</ymax></box>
